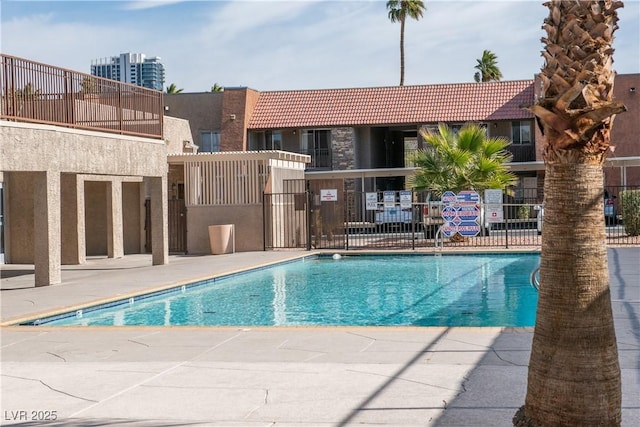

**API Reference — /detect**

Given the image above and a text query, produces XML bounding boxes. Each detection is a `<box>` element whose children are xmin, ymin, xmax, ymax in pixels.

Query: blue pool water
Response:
<box><xmin>29</xmin><ymin>254</ymin><xmax>539</xmax><ymax>327</ymax></box>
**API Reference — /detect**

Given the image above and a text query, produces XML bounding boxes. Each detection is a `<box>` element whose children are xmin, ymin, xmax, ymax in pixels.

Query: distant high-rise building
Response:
<box><xmin>91</xmin><ymin>53</ymin><xmax>165</xmax><ymax>91</ymax></box>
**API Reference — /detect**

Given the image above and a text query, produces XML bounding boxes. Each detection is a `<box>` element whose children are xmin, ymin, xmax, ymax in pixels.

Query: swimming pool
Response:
<box><xmin>24</xmin><ymin>253</ymin><xmax>539</xmax><ymax>327</ymax></box>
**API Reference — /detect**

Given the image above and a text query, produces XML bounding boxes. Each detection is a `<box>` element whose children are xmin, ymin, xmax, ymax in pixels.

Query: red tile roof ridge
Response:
<box><xmin>260</xmin><ymin>79</ymin><xmax>535</xmax><ymax>95</ymax></box>
<box><xmin>249</xmin><ymin>79</ymin><xmax>537</xmax><ymax>129</ymax></box>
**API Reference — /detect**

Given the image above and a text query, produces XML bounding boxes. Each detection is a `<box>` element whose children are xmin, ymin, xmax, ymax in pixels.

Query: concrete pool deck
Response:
<box><xmin>1</xmin><ymin>248</ymin><xmax>639</xmax><ymax>426</ymax></box>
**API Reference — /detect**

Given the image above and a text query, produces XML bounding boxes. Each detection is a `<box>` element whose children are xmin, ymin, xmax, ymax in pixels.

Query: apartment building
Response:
<box><xmin>164</xmin><ymin>75</ymin><xmax>640</xmax><ymax>196</ymax></box>
<box><xmin>91</xmin><ymin>52</ymin><xmax>165</xmax><ymax>91</ymax></box>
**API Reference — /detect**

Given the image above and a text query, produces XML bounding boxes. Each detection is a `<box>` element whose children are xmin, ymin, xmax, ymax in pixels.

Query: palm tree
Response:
<box><xmin>408</xmin><ymin>123</ymin><xmax>517</xmax><ymax>196</ymax></box>
<box><xmin>386</xmin><ymin>0</ymin><xmax>426</xmax><ymax>86</ymax></box>
<box><xmin>211</xmin><ymin>83</ymin><xmax>224</xmax><ymax>92</ymax></box>
<box><xmin>165</xmin><ymin>83</ymin><xmax>183</xmax><ymax>94</ymax></box>
<box><xmin>474</xmin><ymin>50</ymin><xmax>503</xmax><ymax>82</ymax></box>
<box><xmin>513</xmin><ymin>1</ymin><xmax>626</xmax><ymax>426</ymax></box>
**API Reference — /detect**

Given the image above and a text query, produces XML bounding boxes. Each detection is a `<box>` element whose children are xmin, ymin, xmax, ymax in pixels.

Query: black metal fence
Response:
<box><xmin>264</xmin><ymin>188</ymin><xmax>640</xmax><ymax>251</ymax></box>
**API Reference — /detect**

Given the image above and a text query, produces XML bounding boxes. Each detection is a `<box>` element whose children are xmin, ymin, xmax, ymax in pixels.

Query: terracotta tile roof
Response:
<box><xmin>248</xmin><ymin>80</ymin><xmax>535</xmax><ymax>129</ymax></box>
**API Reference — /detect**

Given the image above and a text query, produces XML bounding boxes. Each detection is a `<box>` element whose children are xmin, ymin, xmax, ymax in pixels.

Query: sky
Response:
<box><xmin>1</xmin><ymin>0</ymin><xmax>639</xmax><ymax>92</ymax></box>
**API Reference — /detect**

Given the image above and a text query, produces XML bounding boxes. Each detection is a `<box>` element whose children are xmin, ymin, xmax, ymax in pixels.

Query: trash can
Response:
<box><xmin>208</xmin><ymin>224</ymin><xmax>235</xmax><ymax>255</ymax></box>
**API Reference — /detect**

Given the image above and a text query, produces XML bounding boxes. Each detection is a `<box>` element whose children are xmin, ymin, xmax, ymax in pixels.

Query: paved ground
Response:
<box><xmin>1</xmin><ymin>248</ymin><xmax>638</xmax><ymax>426</ymax></box>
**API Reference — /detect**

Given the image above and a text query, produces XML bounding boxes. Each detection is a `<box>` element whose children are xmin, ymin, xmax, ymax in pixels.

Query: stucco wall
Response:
<box><xmin>163</xmin><ymin>115</ymin><xmax>196</xmax><ymax>154</ymax></box>
<box><xmin>164</xmin><ymin>92</ymin><xmax>224</xmax><ymax>149</ymax></box>
<box><xmin>186</xmin><ymin>205</ymin><xmax>264</xmax><ymax>254</ymax></box>
<box><xmin>6</xmin><ymin>172</ymin><xmax>35</xmax><ymax>263</ymax></box>
<box><xmin>123</xmin><ymin>182</ymin><xmax>141</xmax><ymax>254</ymax></box>
<box><xmin>85</xmin><ymin>181</ymin><xmax>108</xmax><ymax>255</ymax></box>
<box><xmin>0</xmin><ymin>121</ymin><xmax>167</xmax><ymax>177</ymax></box>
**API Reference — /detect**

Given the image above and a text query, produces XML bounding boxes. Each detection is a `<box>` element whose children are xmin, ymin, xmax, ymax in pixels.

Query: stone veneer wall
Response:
<box><xmin>331</xmin><ymin>127</ymin><xmax>355</xmax><ymax>172</ymax></box>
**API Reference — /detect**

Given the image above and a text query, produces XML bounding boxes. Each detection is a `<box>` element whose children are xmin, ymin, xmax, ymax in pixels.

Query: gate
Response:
<box><xmin>263</xmin><ymin>192</ymin><xmax>310</xmax><ymax>250</ymax></box>
<box><xmin>168</xmin><ymin>199</ymin><xmax>187</xmax><ymax>253</ymax></box>
<box><xmin>144</xmin><ymin>198</ymin><xmax>187</xmax><ymax>253</ymax></box>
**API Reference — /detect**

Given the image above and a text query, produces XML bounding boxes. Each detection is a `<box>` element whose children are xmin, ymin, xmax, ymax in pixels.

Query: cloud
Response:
<box><xmin>1</xmin><ymin>0</ymin><xmax>637</xmax><ymax>92</ymax></box>
<box><xmin>122</xmin><ymin>1</ymin><xmax>189</xmax><ymax>11</ymax></box>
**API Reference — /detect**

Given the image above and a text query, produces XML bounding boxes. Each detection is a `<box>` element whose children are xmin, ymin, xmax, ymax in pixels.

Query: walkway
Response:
<box><xmin>1</xmin><ymin>248</ymin><xmax>638</xmax><ymax>426</ymax></box>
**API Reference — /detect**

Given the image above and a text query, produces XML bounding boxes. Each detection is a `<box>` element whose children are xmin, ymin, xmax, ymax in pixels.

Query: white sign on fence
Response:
<box><xmin>383</xmin><ymin>191</ymin><xmax>396</xmax><ymax>208</ymax></box>
<box><xmin>484</xmin><ymin>189</ymin><xmax>504</xmax><ymax>223</ymax></box>
<box><xmin>399</xmin><ymin>190</ymin><xmax>412</xmax><ymax>209</ymax></box>
<box><xmin>365</xmin><ymin>192</ymin><xmax>378</xmax><ymax>210</ymax></box>
<box><xmin>320</xmin><ymin>189</ymin><xmax>338</xmax><ymax>202</ymax></box>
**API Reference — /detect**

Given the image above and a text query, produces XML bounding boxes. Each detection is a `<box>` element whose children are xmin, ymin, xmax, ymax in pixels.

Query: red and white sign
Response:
<box><xmin>320</xmin><ymin>189</ymin><xmax>338</xmax><ymax>201</ymax></box>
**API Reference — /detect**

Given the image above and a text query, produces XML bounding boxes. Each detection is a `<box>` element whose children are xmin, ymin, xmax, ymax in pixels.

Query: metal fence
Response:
<box><xmin>0</xmin><ymin>54</ymin><xmax>163</xmax><ymax>139</ymax></box>
<box><xmin>267</xmin><ymin>188</ymin><xmax>640</xmax><ymax>251</ymax></box>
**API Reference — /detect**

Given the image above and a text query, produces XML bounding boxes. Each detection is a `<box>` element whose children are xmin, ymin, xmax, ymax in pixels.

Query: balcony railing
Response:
<box><xmin>507</xmin><ymin>144</ymin><xmax>536</xmax><ymax>162</ymax></box>
<box><xmin>0</xmin><ymin>54</ymin><xmax>163</xmax><ymax>139</ymax></box>
<box><xmin>303</xmin><ymin>147</ymin><xmax>332</xmax><ymax>169</ymax></box>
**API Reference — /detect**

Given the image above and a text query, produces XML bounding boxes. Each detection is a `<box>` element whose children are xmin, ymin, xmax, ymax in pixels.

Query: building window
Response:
<box><xmin>511</xmin><ymin>121</ymin><xmax>531</xmax><ymax>145</ymax></box>
<box><xmin>301</xmin><ymin>129</ymin><xmax>331</xmax><ymax>168</ymax></box>
<box><xmin>200</xmin><ymin>131</ymin><xmax>221</xmax><ymax>153</ymax></box>
<box><xmin>247</xmin><ymin>131</ymin><xmax>281</xmax><ymax>151</ymax></box>
<box><xmin>266</xmin><ymin>131</ymin><xmax>282</xmax><ymax>150</ymax></box>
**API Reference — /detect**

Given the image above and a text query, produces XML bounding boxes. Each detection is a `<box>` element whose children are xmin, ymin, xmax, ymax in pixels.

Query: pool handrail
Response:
<box><xmin>530</xmin><ymin>265</ymin><xmax>540</xmax><ymax>291</ymax></box>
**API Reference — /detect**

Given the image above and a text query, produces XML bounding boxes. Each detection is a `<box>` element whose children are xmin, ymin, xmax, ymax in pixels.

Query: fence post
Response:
<box><xmin>306</xmin><ymin>191</ymin><xmax>312</xmax><ymax>251</ymax></box>
<box><xmin>505</xmin><ymin>214</ymin><xmax>509</xmax><ymax>249</ymax></box>
<box><xmin>262</xmin><ymin>192</ymin><xmax>267</xmax><ymax>251</ymax></box>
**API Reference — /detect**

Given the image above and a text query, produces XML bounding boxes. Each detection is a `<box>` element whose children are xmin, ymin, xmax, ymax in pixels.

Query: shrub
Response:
<box><xmin>517</xmin><ymin>204</ymin><xmax>530</xmax><ymax>219</ymax></box>
<box><xmin>620</xmin><ymin>190</ymin><xmax>640</xmax><ymax>236</ymax></box>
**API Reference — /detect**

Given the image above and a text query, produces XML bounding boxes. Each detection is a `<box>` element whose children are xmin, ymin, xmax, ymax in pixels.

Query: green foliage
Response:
<box><xmin>407</xmin><ymin>123</ymin><xmax>517</xmax><ymax>197</ymax></box>
<box><xmin>211</xmin><ymin>83</ymin><xmax>224</xmax><ymax>92</ymax></box>
<box><xmin>165</xmin><ymin>83</ymin><xmax>183</xmax><ymax>94</ymax></box>
<box><xmin>386</xmin><ymin>0</ymin><xmax>426</xmax><ymax>23</ymax></box>
<box><xmin>620</xmin><ymin>190</ymin><xmax>640</xmax><ymax>236</ymax></box>
<box><xmin>517</xmin><ymin>204</ymin><xmax>530</xmax><ymax>219</ymax></box>
<box><xmin>474</xmin><ymin>50</ymin><xmax>503</xmax><ymax>83</ymax></box>
<box><xmin>80</xmin><ymin>77</ymin><xmax>98</xmax><ymax>94</ymax></box>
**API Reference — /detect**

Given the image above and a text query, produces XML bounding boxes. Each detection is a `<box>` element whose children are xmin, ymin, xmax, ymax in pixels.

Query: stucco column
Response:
<box><xmin>76</xmin><ymin>177</ymin><xmax>86</xmax><ymax>264</ymax></box>
<box><xmin>107</xmin><ymin>179</ymin><xmax>124</xmax><ymax>258</ymax></box>
<box><xmin>61</xmin><ymin>174</ymin><xmax>86</xmax><ymax>264</ymax></box>
<box><xmin>149</xmin><ymin>176</ymin><xmax>168</xmax><ymax>265</ymax></box>
<box><xmin>34</xmin><ymin>171</ymin><xmax>61</xmax><ymax>286</ymax></box>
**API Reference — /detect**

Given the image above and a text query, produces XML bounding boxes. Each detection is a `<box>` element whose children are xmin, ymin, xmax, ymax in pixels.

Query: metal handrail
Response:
<box><xmin>530</xmin><ymin>265</ymin><xmax>540</xmax><ymax>291</ymax></box>
<box><xmin>434</xmin><ymin>225</ymin><xmax>445</xmax><ymax>248</ymax></box>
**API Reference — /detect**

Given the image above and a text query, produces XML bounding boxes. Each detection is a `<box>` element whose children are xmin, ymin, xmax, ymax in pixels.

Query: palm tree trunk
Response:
<box><xmin>514</xmin><ymin>2</ymin><xmax>625</xmax><ymax>424</ymax></box>
<box><xmin>516</xmin><ymin>163</ymin><xmax>621</xmax><ymax>426</ymax></box>
<box><xmin>399</xmin><ymin>17</ymin><xmax>405</xmax><ymax>86</ymax></box>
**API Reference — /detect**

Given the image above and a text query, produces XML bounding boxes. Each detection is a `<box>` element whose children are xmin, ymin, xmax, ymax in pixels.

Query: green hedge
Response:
<box><xmin>620</xmin><ymin>190</ymin><xmax>640</xmax><ymax>236</ymax></box>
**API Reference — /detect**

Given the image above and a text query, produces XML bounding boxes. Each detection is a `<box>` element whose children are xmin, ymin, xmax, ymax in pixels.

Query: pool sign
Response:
<box><xmin>441</xmin><ymin>191</ymin><xmax>457</xmax><ymax>204</ymax></box>
<box><xmin>456</xmin><ymin>190</ymin><xmax>481</xmax><ymax>204</ymax></box>
<box><xmin>457</xmin><ymin>221</ymin><xmax>481</xmax><ymax>237</ymax></box>
<box><xmin>440</xmin><ymin>190</ymin><xmax>481</xmax><ymax>237</ymax></box>
<box><xmin>383</xmin><ymin>191</ymin><xmax>396</xmax><ymax>208</ymax></box>
<box><xmin>365</xmin><ymin>192</ymin><xmax>378</xmax><ymax>210</ymax></box>
<box><xmin>458</xmin><ymin>204</ymin><xmax>481</xmax><ymax>221</ymax></box>
<box><xmin>399</xmin><ymin>190</ymin><xmax>412</xmax><ymax>209</ymax></box>
<box><xmin>441</xmin><ymin>223</ymin><xmax>458</xmax><ymax>237</ymax></box>
<box><xmin>320</xmin><ymin>189</ymin><xmax>338</xmax><ymax>201</ymax></box>
<box><xmin>441</xmin><ymin>206</ymin><xmax>458</xmax><ymax>222</ymax></box>
<box><xmin>484</xmin><ymin>189</ymin><xmax>504</xmax><ymax>223</ymax></box>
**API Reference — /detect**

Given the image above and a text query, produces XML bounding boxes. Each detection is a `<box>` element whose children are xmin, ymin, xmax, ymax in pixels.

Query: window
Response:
<box><xmin>247</xmin><ymin>131</ymin><xmax>281</xmax><ymax>151</ymax></box>
<box><xmin>404</xmin><ymin>137</ymin><xmax>418</xmax><ymax>167</ymax></box>
<box><xmin>301</xmin><ymin>129</ymin><xmax>331</xmax><ymax>168</ymax></box>
<box><xmin>265</xmin><ymin>131</ymin><xmax>282</xmax><ymax>150</ymax></box>
<box><xmin>200</xmin><ymin>131</ymin><xmax>221</xmax><ymax>153</ymax></box>
<box><xmin>511</xmin><ymin>121</ymin><xmax>531</xmax><ymax>145</ymax></box>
